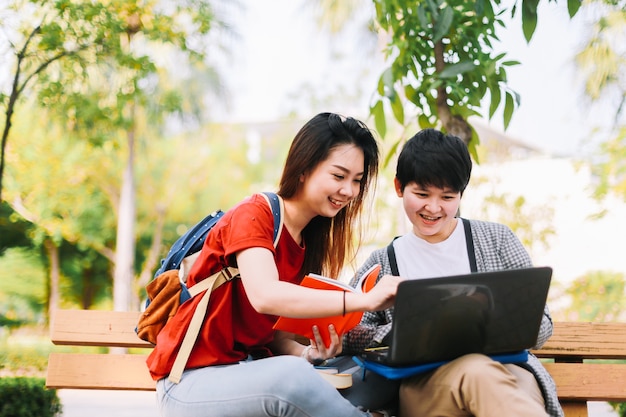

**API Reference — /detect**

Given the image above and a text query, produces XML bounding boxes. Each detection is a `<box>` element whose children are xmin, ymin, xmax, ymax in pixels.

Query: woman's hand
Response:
<box><xmin>363</xmin><ymin>274</ymin><xmax>402</xmax><ymax>311</ymax></box>
<box><xmin>302</xmin><ymin>324</ymin><xmax>342</xmax><ymax>364</ymax></box>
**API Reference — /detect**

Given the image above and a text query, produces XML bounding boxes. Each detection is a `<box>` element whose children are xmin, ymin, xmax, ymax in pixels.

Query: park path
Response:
<box><xmin>58</xmin><ymin>390</ymin><xmax>157</xmax><ymax>417</ymax></box>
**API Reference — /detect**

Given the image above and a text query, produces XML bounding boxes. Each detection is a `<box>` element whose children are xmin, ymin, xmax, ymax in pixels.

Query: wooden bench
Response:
<box><xmin>46</xmin><ymin>310</ymin><xmax>626</xmax><ymax>416</ymax></box>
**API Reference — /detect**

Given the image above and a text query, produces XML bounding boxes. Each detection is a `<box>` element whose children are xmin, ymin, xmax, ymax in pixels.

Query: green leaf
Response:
<box><xmin>493</xmin><ymin>52</ymin><xmax>506</xmax><ymax>61</ymax></box>
<box><xmin>417</xmin><ymin>4</ymin><xmax>429</xmax><ymax>29</ymax></box>
<box><xmin>439</xmin><ymin>61</ymin><xmax>475</xmax><ymax>79</ymax></box>
<box><xmin>432</xmin><ymin>7</ymin><xmax>453</xmax><ymax>43</ymax></box>
<box><xmin>503</xmin><ymin>92</ymin><xmax>514</xmax><ymax>129</ymax></box>
<box><xmin>382</xmin><ymin>67</ymin><xmax>394</xmax><ymax>97</ymax></box>
<box><xmin>485</xmin><ymin>60</ymin><xmax>497</xmax><ymax>76</ymax></box>
<box><xmin>481</xmin><ymin>0</ymin><xmax>495</xmax><ymax>19</ymax></box>
<box><xmin>404</xmin><ymin>84</ymin><xmax>418</xmax><ymax>104</ymax></box>
<box><xmin>426</xmin><ymin>0</ymin><xmax>439</xmax><ymax>20</ymax></box>
<box><xmin>374</xmin><ymin>1</ymin><xmax>384</xmax><ymax>24</ymax></box>
<box><xmin>511</xmin><ymin>90</ymin><xmax>521</xmax><ymax>106</ymax></box>
<box><xmin>521</xmin><ymin>0</ymin><xmax>540</xmax><ymax>42</ymax></box>
<box><xmin>418</xmin><ymin>113</ymin><xmax>435</xmax><ymax>129</ymax></box>
<box><xmin>468</xmin><ymin>128</ymin><xmax>481</xmax><ymax>164</ymax></box>
<box><xmin>475</xmin><ymin>0</ymin><xmax>485</xmax><ymax>16</ymax></box>
<box><xmin>390</xmin><ymin>89</ymin><xmax>405</xmax><ymax>125</ymax></box>
<box><xmin>377</xmin><ymin>73</ymin><xmax>386</xmax><ymax>96</ymax></box>
<box><xmin>383</xmin><ymin>140</ymin><xmax>401</xmax><ymax>168</ymax></box>
<box><xmin>488</xmin><ymin>85</ymin><xmax>501</xmax><ymax>119</ymax></box>
<box><xmin>371</xmin><ymin>100</ymin><xmax>387</xmax><ymax>138</ymax></box>
<box><xmin>378</xmin><ymin>67</ymin><xmax>394</xmax><ymax>97</ymax></box>
<box><xmin>567</xmin><ymin>0</ymin><xmax>582</xmax><ymax>18</ymax></box>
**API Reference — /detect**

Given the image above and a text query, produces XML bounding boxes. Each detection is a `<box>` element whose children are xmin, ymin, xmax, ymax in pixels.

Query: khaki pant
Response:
<box><xmin>399</xmin><ymin>354</ymin><xmax>548</xmax><ymax>417</ymax></box>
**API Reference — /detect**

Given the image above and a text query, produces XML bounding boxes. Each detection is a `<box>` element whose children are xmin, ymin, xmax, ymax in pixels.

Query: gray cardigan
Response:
<box><xmin>344</xmin><ymin>219</ymin><xmax>563</xmax><ymax>417</ymax></box>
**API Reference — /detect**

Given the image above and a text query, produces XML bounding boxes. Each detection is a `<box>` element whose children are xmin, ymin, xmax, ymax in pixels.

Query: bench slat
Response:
<box><xmin>46</xmin><ymin>353</ymin><xmax>155</xmax><ymax>391</ymax></box>
<box><xmin>534</xmin><ymin>322</ymin><xmax>626</xmax><ymax>360</ymax></box>
<box><xmin>51</xmin><ymin>309</ymin><xmax>151</xmax><ymax>348</ymax></box>
<box><xmin>45</xmin><ymin>354</ymin><xmax>626</xmax><ymax>402</ymax></box>
<box><xmin>544</xmin><ymin>363</ymin><xmax>626</xmax><ymax>401</ymax></box>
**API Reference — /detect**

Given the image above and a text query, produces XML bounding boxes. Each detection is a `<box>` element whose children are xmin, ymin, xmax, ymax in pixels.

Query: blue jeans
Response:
<box><xmin>156</xmin><ymin>355</ymin><xmax>372</xmax><ymax>417</ymax></box>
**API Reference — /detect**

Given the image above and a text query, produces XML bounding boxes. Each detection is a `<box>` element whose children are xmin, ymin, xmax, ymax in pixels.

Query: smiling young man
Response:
<box><xmin>343</xmin><ymin>129</ymin><xmax>563</xmax><ymax>417</ymax></box>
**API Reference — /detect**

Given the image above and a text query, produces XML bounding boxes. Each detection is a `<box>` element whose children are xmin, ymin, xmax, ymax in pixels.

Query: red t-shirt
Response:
<box><xmin>146</xmin><ymin>194</ymin><xmax>305</xmax><ymax>380</ymax></box>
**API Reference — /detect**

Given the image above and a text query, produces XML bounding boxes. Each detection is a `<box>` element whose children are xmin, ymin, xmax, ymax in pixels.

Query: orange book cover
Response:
<box><xmin>273</xmin><ymin>264</ymin><xmax>381</xmax><ymax>347</ymax></box>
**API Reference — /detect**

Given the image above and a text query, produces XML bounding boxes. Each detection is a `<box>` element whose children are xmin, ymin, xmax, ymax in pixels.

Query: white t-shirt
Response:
<box><xmin>393</xmin><ymin>219</ymin><xmax>471</xmax><ymax>280</ymax></box>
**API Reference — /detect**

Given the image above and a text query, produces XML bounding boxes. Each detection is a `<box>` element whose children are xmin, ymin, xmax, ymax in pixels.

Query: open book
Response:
<box><xmin>273</xmin><ymin>264</ymin><xmax>381</xmax><ymax>347</ymax></box>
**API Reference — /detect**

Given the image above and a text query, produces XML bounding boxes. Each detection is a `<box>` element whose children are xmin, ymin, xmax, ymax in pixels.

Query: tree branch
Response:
<box><xmin>434</xmin><ymin>39</ymin><xmax>472</xmax><ymax>144</ymax></box>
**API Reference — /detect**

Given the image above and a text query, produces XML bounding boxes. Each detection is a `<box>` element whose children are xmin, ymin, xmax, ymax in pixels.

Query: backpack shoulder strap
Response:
<box><xmin>169</xmin><ymin>192</ymin><xmax>284</xmax><ymax>384</ymax></box>
<box><xmin>387</xmin><ymin>236</ymin><xmax>400</xmax><ymax>276</ymax></box>
<box><xmin>461</xmin><ymin>218</ymin><xmax>478</xmax><ymax>273</ymax></box>
<box><xmin>260</xmin><ymin>191</ymin><xmax>284</xmax><ymax>248</ymax></box>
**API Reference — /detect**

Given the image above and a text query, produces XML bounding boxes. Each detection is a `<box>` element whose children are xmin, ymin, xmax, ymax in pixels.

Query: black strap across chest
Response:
<box><xmin>386</xmin><ymin>218</ymin><xmax>477</xmax><ymax>276</ymax></box>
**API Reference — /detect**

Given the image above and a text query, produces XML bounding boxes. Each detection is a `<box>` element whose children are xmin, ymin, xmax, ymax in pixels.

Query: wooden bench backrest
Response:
<box><xmin>47</xmin><ymin>310</ymin><xmax>153</xmax><ymax>390</ymax></box>
<box><xmin>533</xmin><ymin>321</ymin><xmax>626</xmax><ymax>361</ymax></box>
<box><xmin>46</xmin><ymin>310</ymin><xmax>626</xmax><ymax>414</ymax></box>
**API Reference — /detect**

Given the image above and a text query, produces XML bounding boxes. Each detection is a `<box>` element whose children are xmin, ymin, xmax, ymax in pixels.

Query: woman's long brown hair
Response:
<box><xmin>277</xmin><ymin>113</ymin><xmax>379</xmax><ymax>278</ymax></box>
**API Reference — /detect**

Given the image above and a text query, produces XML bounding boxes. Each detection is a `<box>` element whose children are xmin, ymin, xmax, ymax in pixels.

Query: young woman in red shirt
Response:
<box><xmin>147</xmin><ymin>112</ymin><xmax>400</xmax><ymax>417</ymax></box>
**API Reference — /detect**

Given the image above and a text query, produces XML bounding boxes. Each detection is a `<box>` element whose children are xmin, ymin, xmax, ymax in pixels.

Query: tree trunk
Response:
<box><xmin>44</xmin><ymin>239</ymin><xmax>60</xmax><ymax>327</ymax></box>
<box><xmin>433</xmin><ymin>40</ymin><xmax>473</xmax><ymax>145</ymax></box>
<box><xmin>134</xmin><ymin>204</ymin><xmax>167</xmax><ymax>310</ymax></box>
<box><xmin>81</xmin><ymin>266</ymin><xmax>96</xmax><ymax>309</ymax></box>
<box><xmin>113</xmin><ymin>118</ymin><xmax>136</xmax><ymax>312</ymax></box>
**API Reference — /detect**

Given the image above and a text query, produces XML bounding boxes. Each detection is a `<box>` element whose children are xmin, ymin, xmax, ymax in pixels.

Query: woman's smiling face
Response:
<box><xmin>299</xmin><ymin>143</ymin><xmax>364</xmax><ymax>219</ymax></box>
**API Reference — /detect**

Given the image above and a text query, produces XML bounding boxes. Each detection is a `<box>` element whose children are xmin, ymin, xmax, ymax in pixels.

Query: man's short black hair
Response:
<box><xmin>395</xmin><ymin>128</ymin><xmax>472</xmax><ymax>194</ymax></box>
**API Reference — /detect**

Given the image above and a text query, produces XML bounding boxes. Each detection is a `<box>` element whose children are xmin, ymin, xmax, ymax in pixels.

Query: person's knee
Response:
<box><xmin>444</xmin><ymin>353</ymin><xmax>509</xmax><ymax>385</ymax></box>
<box><xmin>454</xmin><ymin>353</ymin><xmax>491</xmax><ymax>365</ymax></box>
<box><xmin>263</xmin><ymin>356</ymin><xmax>320</xmax><ymax>394</ymax></box>
<box><xmin>451</xmin><ymin>353</ymin><xmax>520</xmax><ymax>391</ymax></box>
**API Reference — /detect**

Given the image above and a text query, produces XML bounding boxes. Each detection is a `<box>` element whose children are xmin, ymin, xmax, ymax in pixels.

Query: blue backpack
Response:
<box><xmin>154</xmin><ymin>191</ymin><xmax>283</xmax><ymax>279</ymax></box>
<box><xmin>136</xmin><ymin>192</ymin><xmax>283</xmax><ymax>347</ymax></box>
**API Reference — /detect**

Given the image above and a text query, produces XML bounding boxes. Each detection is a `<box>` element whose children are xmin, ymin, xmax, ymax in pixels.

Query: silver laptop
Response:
<box><xmin>363</xmin><ymin>266</ymin><xmax>552</xmax><ymax>366</ymax></box>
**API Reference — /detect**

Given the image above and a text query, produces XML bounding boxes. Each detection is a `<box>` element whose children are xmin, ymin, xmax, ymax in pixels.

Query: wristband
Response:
<box><xmin>300</xmin><ymin>345</ymin><xmax>312</xmax><ymax>361</ymax></box>
<box><xmin>300</xmin><ymin>345</ymin><xmax>326</xmax><ymax>366</ymax></box>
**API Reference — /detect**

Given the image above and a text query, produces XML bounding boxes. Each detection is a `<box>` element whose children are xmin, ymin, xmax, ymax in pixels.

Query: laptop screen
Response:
<box><xmin>375</xmin><ymin>266</ymin><xmax>552</xmax><ymax>366</ymax></box>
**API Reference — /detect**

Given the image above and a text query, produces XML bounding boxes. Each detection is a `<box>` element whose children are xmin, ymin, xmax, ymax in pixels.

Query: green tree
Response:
<box><xmin>4</xmin><ymin>104</ymin><xmax>296</xmax><ymax>314</ymax></box>
<box><xmin>575</xmin><ymin>0</ymin><xmax>626</xmax><ymax>205</ymax></box>
<box><xmin>1</xmin><ymin>0</ymin><xmax>229</xmax><ymax>313</ymax></box>
<box><xmin>369</xmin><ymin>0</ymin><xmax>582</xmax><ymax>159</ymax></box>
<box><xmin>560</xmin><ymin>271</ymin><xmax>626</xmax><ymax>322</ymax></box>
<box><xmin>0</xmin><ymin>201</ymin><xmax>34</xmax><ymax>254</ymax></box>
<box><xmin>309</xmin><ymin>0</ymin><xmax>582</xmax><ymax>163</ymax></box>
<box><xmin>4</xmin><ymin>107</ymin><xmax>115</xmax><ymax>320</ymax></box>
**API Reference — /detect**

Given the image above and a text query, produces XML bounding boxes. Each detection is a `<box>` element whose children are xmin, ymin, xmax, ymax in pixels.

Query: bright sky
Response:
<box><xmin>222</xmin><ymin>1</ymin><xmax>610</xmax><ymax>157</ymax></box>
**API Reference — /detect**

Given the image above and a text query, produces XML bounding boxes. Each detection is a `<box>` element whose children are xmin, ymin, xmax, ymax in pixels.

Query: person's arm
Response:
<box><xmin>236</xmin><ymin>247</ymin><xmax>400</xmax><ymax>321</ymax></box>
<box><xmin>534</xmin><ymin>304</ymin><xmax>554</xmax><ymax>349</ymax></box>
<box><xmin>343</xmin><ymin>249</ymin><xmax>396</xmax><ymax>353</ymax></box>
<box><xmin>343</xmin><ymin>310</ymin><xmax>392</xmax><ymax>354</ymax></box>
<box><xmin>498</xmin><ymin>225</ymin><xmax>534</xmax><ymax>270</ymax></box>
<box><xmin>268</xmin><ymin>328</ymin><xmax>343</xmax><ymax>363</ymax></box>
